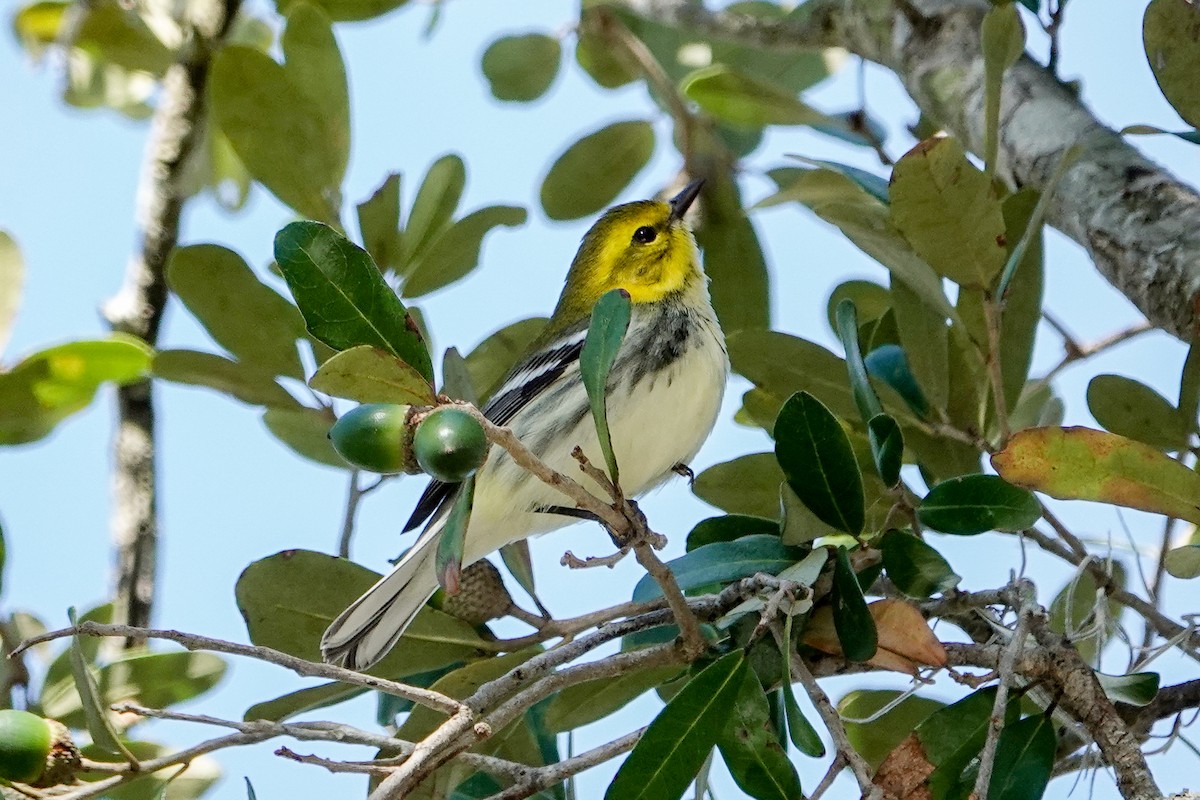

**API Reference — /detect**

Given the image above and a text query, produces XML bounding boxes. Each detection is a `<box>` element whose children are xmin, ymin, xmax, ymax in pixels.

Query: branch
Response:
<box><xmin>973</xmin><ymin>583</ymin><xmax>1033</xmax><ymax>799</ymax></box>
<box><xmin>791</xmin><ymin>657</ymin><xmax>882</xmax><ymax>800</ymax></box>
<box><xmin>12</xmin><ymin>622</ymin><xmax>462</xmax><ymax>716</ymax></box>
<box><xmin>99</xmin><ymin>0</ymin><xmax>242</xmax><ymax>635</ymax></box>
<box><xmin>634</xmin><ymin>0</ymin><xmax>1200</xmax><ymax>339</ymax></box>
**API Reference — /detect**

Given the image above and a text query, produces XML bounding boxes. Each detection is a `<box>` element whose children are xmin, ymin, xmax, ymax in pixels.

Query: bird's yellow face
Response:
<box><xmin>551</xmin><ymin>183</ymin><xmax>706</xmax><ymax>323</ymax></box>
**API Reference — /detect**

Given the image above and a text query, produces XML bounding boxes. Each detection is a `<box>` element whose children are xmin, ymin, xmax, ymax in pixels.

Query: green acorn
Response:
<box><xmin>328</xmin><ymin>404</ymin><xmax>421</xmax><ymax>474</ymax></box>
<box><xmin>413</xmin><ymin>407</ymin><xmax>489</xmax><ymax>483</ymax></box>
<box><xmin>0</xmin><ymin>711</ymin><xmax>79</xmax><ymax>787</ymax></box>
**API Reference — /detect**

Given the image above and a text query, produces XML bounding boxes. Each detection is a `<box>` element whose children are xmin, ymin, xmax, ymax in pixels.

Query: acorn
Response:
<box><xmin>328</xmin><ymin>404</ymin><xmax>421</xmax><ymax>474</ymax></box>
<box><xmin>0</xmin><ymin>711</ymin><xmax>79</xmax><ymax>787</ymax></box>
<box><xmin>438</xmin><ymin>561</ymin><xmax>513</xmax><ymax>625</ymax></box>
<box><xmin>413</xmin><ymin>407</ymin><xmax>488</xmax><ymax>483</ymax></box>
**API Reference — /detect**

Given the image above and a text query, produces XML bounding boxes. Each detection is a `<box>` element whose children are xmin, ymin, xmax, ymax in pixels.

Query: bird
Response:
<box><xmin>321</xmin><ymin>179</ymin><xmax>729</xmax><ymax>671</ymax></box>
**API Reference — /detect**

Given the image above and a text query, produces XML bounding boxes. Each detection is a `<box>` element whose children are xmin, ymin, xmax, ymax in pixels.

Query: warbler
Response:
<box><xmin>322</xmin><ymin>179</ymin><xmax>728</xmax><ymax>671</ymax></box>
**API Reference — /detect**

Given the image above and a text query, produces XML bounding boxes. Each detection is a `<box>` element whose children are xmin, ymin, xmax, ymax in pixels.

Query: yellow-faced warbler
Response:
<box><xmin>321</xmin><ymin>179</ymin><xmax>728</xmax><ymax>670</ymax></box>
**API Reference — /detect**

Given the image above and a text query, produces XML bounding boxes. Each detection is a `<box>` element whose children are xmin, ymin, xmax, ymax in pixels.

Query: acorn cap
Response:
<box><xmin>439</xmin><ymin>560</ymin><xmax>513</xmax><ymax>625</ymax></box>
<box><xmin>31</xmin><ymin>719</ymin><xmax>80</xmax><ymax>788</ymax></box>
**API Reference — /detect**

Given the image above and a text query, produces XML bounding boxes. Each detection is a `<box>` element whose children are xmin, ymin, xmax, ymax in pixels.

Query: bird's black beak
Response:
<box><xmin>668</xmin><ymin>178</ymin><xmax>705</xmax><ymax>222</ymax></box>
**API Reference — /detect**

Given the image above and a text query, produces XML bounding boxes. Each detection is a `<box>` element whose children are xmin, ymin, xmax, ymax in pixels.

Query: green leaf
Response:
<box><xmin>1087</xmin><ymin>373</ymin><xmax>1190</xmax><ymax>451</ymax></box>
<box><xmin>889</xmin><ymin>275</ymin><xmax>948</xmax><ymax>412</ymax></box>
<box><xmin>793</xmin><ymin>158</ymin><xmax>889</xmax><ymax>204</ymax></box>
<box><xmin>632</xmin><ymin>535</ymin><xmax>802</xmax><ymax>602</ymax></box>
<box><xmin>153</xmin><ymin>349</ymin><xmax>298</xmax><ymax>408</ymax></box>
<box><xmin>687</xmin><ymin>515</ymin><xmax>779</xmax><ymax>552</ymax></box>
<box><xmin>403</xmin><ymin>205</ymin><xmax>527</xmax><ymax>298</ymax></box>
<box><xmin>544</xmin><ymin>665</ymin><xmax>681</xmax><ymax>732</ymax></box>
<box><xmin>79</xmin><ymin>740</ymin><xmax>219</xmax><ymax>799</ymax></box>
<box><xmin>761</xmin><ymin>168</ymin><xmax>959</xmax><ymax>327</ymax></box>
<box><xmin>67</xmin><ymin>608</ymin><xmax>134</xmax><ymax>759</ymax></box>
<box><xmin>398</xmin><ymin>650</ymin><xmax>541</xmax><ymax>744</ymax></box>
<box><xmin>12</xmin><ymin>1</ymin><xmax>69</xmax><ymax>58</ymax></box>
<box><xmin>731</xmin><ymin>330</ymin><xmax>858</xmax><ymax>421</ymax></box>
<box><xmin>779</xmin><ymin>482</ymin><xmax>839</xmax><ymax>546</ymax></box>
<box><xmin>866</xmin><ymin>414</ymin><xmax>903</xmax><ymax>487</ymax></box>
<box><xmin>774</xmin><ymin>391</ymin><xmax>864</xmax><ymax>535</ymax></box>
<box><xmin>309</xmin><ymin>344</ymin><xmax>435</xmax><ymax>405</ymax></box>
<box><xmin>71</xmin><ymin>3</ymin><xmax>174</xmax><ymax>75</ymax></box>
<box><xmin>464</xmin><ymin>317</ymin><xmax>549</xmax><ymax>403</ymax></box>
<box><xmin>825</xmin><ymin>280</ymin><xmax>891</xmax><ymax>334</ymax></box>
<box><xmin>992</xmin><ymin>426</ymin><xmax>1200</xmax><ymax>524</ymax></box>
<box><xmin>0</xmin><ymin>336</ymin><xmax>152</xmax><ymax>445</ymax></box>
<box><xmin>839</xmin><ymin>689</ymin><xmax>943</xmax><ymax>769</ymax></box>
<box><xmin>996</xmin><ymin>147</ymin><xmax>1080</xmax><ymax>298</ymax></box>
<box><xmin>357</xmin><ymin>173</ymin><xmax>402</xmax><ymax>273</ymax></box>
<box><xmin>0</xmin><ymin>230</ymin><xmax>23</xmax><ymax>357</ymax></box>
<box><xmin>48</xmin><ymin>650</ymin><xmax>226</xmax><ymax>729</ymax></box>
<box><xmin>580</xmin><ymin>288</ymin><xmax>632</xmax><ymax>483</ymax></box>
<box><xmin>693</xmin><ymin>453</ymin><xmax>787</xmax><ymax>518</ymax></box>
<box><xmin>717</xmin><ymin>666</ymin><xmax>804</xmax><ymax>800</ymax></box>
<box><xmin>1165</xmin><ymin>545</ymin><xmax>1200</xmax><ymax>578</ymax></box>
<box><xmin>261</xmin><ymin>406</ymin><xmax>344</xmax><ymax>467</ymax></box>
<box><xmin>1096</xmin><ymin>671</ymin><xmax>1159</xmax><ymax>706</ymax></box>
<box><xmin>834</xmin><ymin>299</ymin><xmax>884</xmax><ymax>423</ymax></box>
<box><xmin>1049</xmin><ymin>562</ymin><xmax>1125</xmax><ymax>664</ymax></box>
<box><xmin>167</xmin><ymin>245</ymin><xmax>305</xmax><ymax>379</ymax></box>
<box><xmin>441</xmin><ymin>347</ymin><xmax>478</xmax><ymax>404</ymax></box>
<box><xmin>981</xmin><ymin>3</ymin><xmax>1025</xmax><ymax>176</ymax></box>
<box><xmin>1179</xmin><ymin>336</ymin><xmax>1200</xmax><ymax>434</ymax></box>
<box><xmin>865</xmin><ymin>345</ymin><xmax>930</xmax><ymax>419</ymax></box>
<box><xmin>403</xmin><ymin>155</ymin><xmax>466</xmax><ymax>270</ymax></box>
<box><xmin>605</xmin><ymin>651</ymin><xmax>747</xmax><ymax>800</ymax></box>
<box><xmin>541</xmin><ymin>120</ymin><xmax>655</xmax><ymax>221</ymax></box>
<box><xmin>780</xmin><ymin>616</ymin><xmax>824</xmax><ymax>757</ymax></box>
<box><xmin>275</xmin><ymin>0</ymin><xmax>408</xmax><ymax>23</ymax></box>
<box><xmin>435</xmin><ymin>475</ymin><xmax>474</xmax><ymax>594</ymax></box>
<box><xmin>696</xmin><ymin>167</ymin><xmax>772</xmax><ymax>333</ymax></box>
<box><xmin>989</xmin><ymin>714</ymin><xmax>1056</xmax><ymax>800</ymax></box>
<box><xmin>245</xmin><ymin>681</ymin><xmax>366</xmax><ymax>722</ymax></box>
<box><xmin>481</xmin><ymin>33</ymin><xmax>561</xmax><ymax>102</ymax></box>
<box><xmin>918</xmin><ymin>474</ymin><xmax>1041</xmax><ymax>534</ymax></box>
<box><xmin>879</xmin><ymin>530</ymin><xmax>960</xmax><ymax>597</ymax></box>
<box><xmin>499</xmin><ymin>540</ymin><xmax>537</xmax><ymax>601</ymax></box>
<box><xmin>889</xmin><ymin>137</ymin><xmax>1007</xmax><ymax>288</ymax></box>
<box><xmin>832</xmin><ymin>548</ymin><xmax>876</xmax><ymax>662</ymax></box>
<box><xmin>210</xmin><ymin>45</ymin><xmax>341</xmax><ymax>223</ymax></box>
<box><xmin>281</xmin><ymin>3</ymin><xmax>349</xmax><ymax>183</ymax></box>
<box><xmin>1144</xmin><ymin>0</ymin><xmax>1200</xmax><ymax>127</ymax></box>
<box><xmin>683</xmin><ymin>64</ymin><xmax>831</xmax><ymax>128</ymax></box>
<box><xmin>998</xmin><ymin>190</ymin><xmax>1044</xmax><ymax>413</ymax></box>
<box><xmin>919</xmin><ymin>687</ymin><xmax>1013</xmax><ymax>797</ymax></box>
<box><xmin>274</xmin><ymin>221</ymin><xmax>433</xmax><ymax>382</ymax></box>
<box><xmin>235</xmin><ymin>550</ymin><xmax>486</xmax><ymax>678</ymax></box>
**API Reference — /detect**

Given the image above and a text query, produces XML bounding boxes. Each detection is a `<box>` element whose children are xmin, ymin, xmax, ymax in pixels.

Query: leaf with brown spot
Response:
<box><xmin>874</xmin><ymin>733</ymin><xmax>935</xmax><ymax>800</ymax></box>
<box><xmin>991</xmin><ymin>426</ymin><xmax>1200</xmax><ymax>524</ymax></box>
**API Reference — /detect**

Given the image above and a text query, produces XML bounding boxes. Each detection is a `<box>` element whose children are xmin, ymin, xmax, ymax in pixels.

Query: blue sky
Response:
<box><xmin>2</xmin><ymin>0</ymin><xmax>1197</xmax><ymax>797</ymax></box>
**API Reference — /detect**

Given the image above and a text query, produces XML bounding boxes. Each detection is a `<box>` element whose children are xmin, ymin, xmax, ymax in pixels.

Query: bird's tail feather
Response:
<box><xmin>321</xmin><ymin>529</ymin><xmax>441</xmax><ymax>672</ymax></box>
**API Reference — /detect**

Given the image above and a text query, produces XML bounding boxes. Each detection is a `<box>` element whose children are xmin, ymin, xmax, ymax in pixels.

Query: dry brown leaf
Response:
<box><xmin>802</xmin><ymin>599</ymin><xmax>947</xmax><ymax>673</ymax></box>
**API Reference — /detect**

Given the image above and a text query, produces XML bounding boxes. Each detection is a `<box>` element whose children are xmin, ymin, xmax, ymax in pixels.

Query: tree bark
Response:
<box><xmin>100</xmin><ymin>0</ymin><xmax>240</xmax><ymax>633</ymax></box>
<box><xmin>638</xmin><ymin>0</ymin><xmax>1200</xmax><ymax>340</ymax></box>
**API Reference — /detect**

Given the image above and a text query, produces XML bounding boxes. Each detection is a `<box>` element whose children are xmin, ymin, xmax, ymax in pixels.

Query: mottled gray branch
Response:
<box><xmin>634</xmin><ymin>0</ymin><xmax>1200</xmax><ymax>339</ymax></box>
<box><xmin>100</xmin><ymin>0</ymin><xmax>242</xmax><ymax>635</ymax></box>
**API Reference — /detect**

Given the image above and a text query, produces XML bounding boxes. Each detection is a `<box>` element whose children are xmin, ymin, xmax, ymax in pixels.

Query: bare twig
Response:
<box><xmin>100</xmin><ymin>0</ymin><xmax>243</xmax><ymax>638</ymax></box>
<box><xmin>14</xmin><ymin>622</ymin><xmax>462</xmax><ymax>715</ymax></box>
<box><xmin>792</xmin><ymin>658</ymin><xmax>881</xmax><ymax>800</ymax></box>
<box><xmin>486</xmin><ymin>728</ymin><xmax>644</xmax><ymax>800</ymax></box>
<box><xmin>973</xmin><ymin>582</ymin><xmax>1034</xmax><ymax>799</ymax></box>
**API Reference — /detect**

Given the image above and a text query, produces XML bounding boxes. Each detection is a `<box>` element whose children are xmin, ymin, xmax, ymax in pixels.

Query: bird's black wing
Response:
<box><xmin>401</xmin><ymin>321</ymin><xmax>588</xmax><ymax>533</ymax></box>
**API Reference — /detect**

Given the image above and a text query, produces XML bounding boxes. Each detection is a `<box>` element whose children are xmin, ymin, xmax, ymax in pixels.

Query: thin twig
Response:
<box><xmin>973</xmin><ymin>583</ymin><xmax>1033</xmax><ymax>799</ymax></box>
<box><xmin>14</xmin><ymin>622</ymin><xmax>462</xmax><ymax>716</ymax></box>
<box><xmin>338</xmin><ymin>469</ymin><xmax>363</xmax><ymax>559</ymax></box>
<box><xmin>485</xmin><ymin>728</ymin><xmax>644</xmax><ymax>800</ymax></box>
<box><xmin>792</xmin><ymin>658</ymin><xmax>881</xmax><ymax>800</ymax></box>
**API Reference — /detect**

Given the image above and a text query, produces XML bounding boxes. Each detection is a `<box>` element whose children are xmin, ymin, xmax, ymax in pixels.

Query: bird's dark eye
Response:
<box><xmin>632</xmin><ymin>226</ymin><xmax>657</xmax><ymax>244</ymax></box>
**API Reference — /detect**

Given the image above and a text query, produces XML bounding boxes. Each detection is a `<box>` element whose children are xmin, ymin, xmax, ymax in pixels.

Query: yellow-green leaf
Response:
<box><xmin>540</xmin><ymin>120</ymin><xmax>654</xmax><ymax>221</ymax></box>
<box><xmin>889</xmin><ymin>137</ymin><xmax>1007</xmax><ymax>288</ymax></box>
<box><xmin>992</xmin><ymin>426</ymin><xmax>1200</xmax><ymax>524</ymax></box>
<box><xmin>309</xmin><ymin>344</ymin><xmax>435</xmax><ymax>405</ymax></box>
